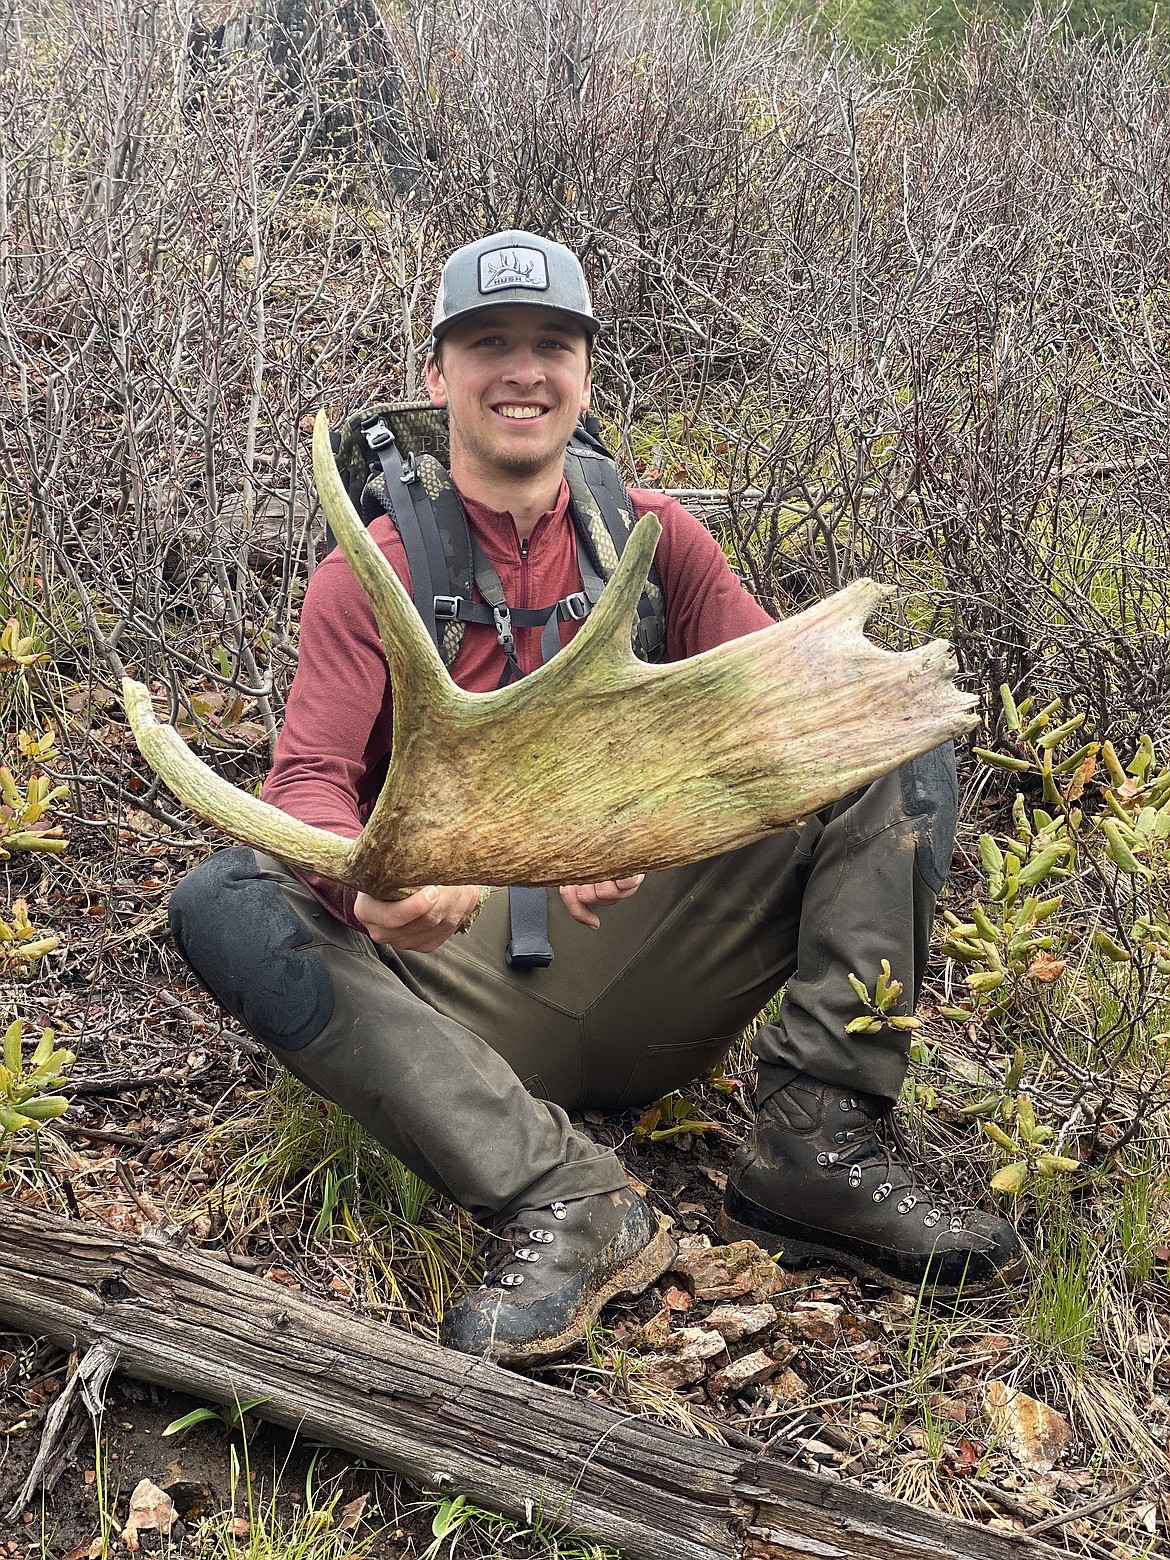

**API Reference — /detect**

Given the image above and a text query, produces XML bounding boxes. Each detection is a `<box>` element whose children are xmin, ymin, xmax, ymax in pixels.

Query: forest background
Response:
<box><xmin>2</xmin><ymin>0</ymin><xmax>1170</xmax><ymax>1557</ymax></box>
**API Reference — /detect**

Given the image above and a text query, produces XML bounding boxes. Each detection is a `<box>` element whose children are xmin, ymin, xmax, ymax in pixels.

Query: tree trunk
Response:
<box><xmin>191</xmin><ymin>0</ymin><xmax>423</xmax><ymax>190</ymax></box>
<box><xmin>0</xmin><ymin>1200</ymin><xmax>1060</xmax><ymax>1560</ymax></box>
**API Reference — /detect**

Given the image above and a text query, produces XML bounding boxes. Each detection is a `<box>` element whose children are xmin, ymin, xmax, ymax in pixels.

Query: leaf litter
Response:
<box><xmin>2</xmin><ymin>745</ymin><xmax>1170</xmax><ymax>1558</ymax></box>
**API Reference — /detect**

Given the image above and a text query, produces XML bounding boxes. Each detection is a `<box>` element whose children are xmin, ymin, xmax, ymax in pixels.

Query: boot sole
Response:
<box><xmin>491</xmin><ymin>1217</ymin><xmax>678</xmax><ymax>1368</ymax></box>
<box><xmin>718</xmin><ymin>1206</ymin><xmax>1024</xmax><ymax>1299</ymax></box>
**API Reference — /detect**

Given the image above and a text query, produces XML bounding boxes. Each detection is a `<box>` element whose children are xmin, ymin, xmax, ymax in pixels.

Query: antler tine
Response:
<box><xmin>120</xmin><ymin>678</ymin><xmax>360</xmax><ymax>883</ymax></box>
<box><xmin>551</xmin><ymin>509</ymin><xmax>661</xmax><ymax>676</ymax></box>
<box><xmin>118</xmin><ymin>412</ymin><xmax>459</xmax><ymax>894</ymax></box>
<box><xmin>309</xmin><ymin>412</ymin><xmax>454</xmax><ymax>718</ymax></box>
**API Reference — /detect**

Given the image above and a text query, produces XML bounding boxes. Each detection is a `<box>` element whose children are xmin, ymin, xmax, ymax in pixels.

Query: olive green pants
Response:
<box><xmin>169</xmin><ymin>748</ymin><xmax>955</xmax><ymax>1222</ymax></box>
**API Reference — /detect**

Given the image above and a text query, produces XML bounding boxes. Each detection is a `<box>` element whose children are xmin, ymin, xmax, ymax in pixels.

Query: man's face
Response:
<box><xmin>425</xmin><ymin>306</ymin><xmax>592</xmax><ymax>485</ymax></box>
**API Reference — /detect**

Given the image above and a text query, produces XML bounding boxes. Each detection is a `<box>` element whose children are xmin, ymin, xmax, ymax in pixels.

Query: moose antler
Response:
<box><xmin>122</xmin><ymin>412</ymin><xmax>976</xmax><ymax>897</ymax></box>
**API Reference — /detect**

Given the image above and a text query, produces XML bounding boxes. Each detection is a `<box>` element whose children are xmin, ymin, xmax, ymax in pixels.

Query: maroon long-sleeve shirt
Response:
<box><xmin>262</xmin><ymin>479</ymin><xmax>774</xmax><ymax>926</ymax></box>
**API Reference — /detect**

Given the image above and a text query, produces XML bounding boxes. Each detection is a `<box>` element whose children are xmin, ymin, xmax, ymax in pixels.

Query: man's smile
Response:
<box><xmin>424</xmin><ymin>304</ymin><xmax>592</xmax><ymax>493</ymax></box>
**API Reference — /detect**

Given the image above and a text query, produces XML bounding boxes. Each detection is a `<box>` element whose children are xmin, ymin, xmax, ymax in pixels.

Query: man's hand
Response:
<box><xmin>559</xmin><ymin>876</ymin><xmax>645</xmax><ymax>930</ymax></box>
<box><xmin>355</xmin><ymin>885</ymin><xmax>483</xmax><ymax>952</ymax></box>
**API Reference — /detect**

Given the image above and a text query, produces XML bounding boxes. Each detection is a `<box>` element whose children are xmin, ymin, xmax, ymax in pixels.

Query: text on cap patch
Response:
<box><xmin>478</xmin><ymin>246</ymin><xmax>549</xmax><ymax>295</ymax></box>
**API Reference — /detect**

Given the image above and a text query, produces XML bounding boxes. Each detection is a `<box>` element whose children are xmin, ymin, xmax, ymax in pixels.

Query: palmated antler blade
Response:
<box><xmin>122</xmin><ymin>410</ymin><xmax>976</xmax><ymax>898</ymax></box>
<box><xmin>350</xmin><ymin>558</ymin><xmax>974</xmax><ymax>894</ymax></box>
<box><xmin>314</xmin><ymin>414</ymin><xmax>976</xmax><ymax>893</ymax></box>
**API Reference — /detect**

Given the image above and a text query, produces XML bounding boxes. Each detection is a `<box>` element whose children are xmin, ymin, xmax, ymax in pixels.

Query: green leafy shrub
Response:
<box><xmin>0</xmin><ymin>897</ymin><xmax>59</xmax><ymax>969</ymax></box>
<box><xmin>0</xmin><ymin>723</ymin><xmax>69</xmax><ymax>858</ymax></box>
<box><xmin>936</xmin><ymin>688</ymin><xmax>1170</xmax><ymax>1196</ymax></box>
<box><xmin>945</xmin><ymin>687</ymin><xmax>1168</xmax><ymax>1033</ymax></box>
<box><xmin>0</xmin><ymin>1020</ymin><xmax>75</xmax><ymax>1139</ymax></box>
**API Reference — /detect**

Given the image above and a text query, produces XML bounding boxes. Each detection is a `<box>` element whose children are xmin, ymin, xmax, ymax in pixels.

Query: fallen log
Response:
<box><xmin>0</xmin><ymin>1199</ymin><xmax>1059</xmax><ymax>1560</ymax></box>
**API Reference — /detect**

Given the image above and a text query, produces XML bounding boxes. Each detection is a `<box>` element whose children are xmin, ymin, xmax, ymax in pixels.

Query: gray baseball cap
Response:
<box><xmin>431</xmin><ymin>230</ymin><xmax>602</xmax><ymax>343</ymax></box>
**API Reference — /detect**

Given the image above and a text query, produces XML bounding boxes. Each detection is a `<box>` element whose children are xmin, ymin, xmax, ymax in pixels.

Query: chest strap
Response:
<box><xmin>436</xmin><ymin>533</ymin><xmax>607</xmax><ymax>689</ymax></box>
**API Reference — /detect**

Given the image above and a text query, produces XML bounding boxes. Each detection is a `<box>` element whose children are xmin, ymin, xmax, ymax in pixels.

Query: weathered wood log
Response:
<box><xmin>0</xmin><ymin>1200</ymin><xmax>1059</xmax><ymax>1560</ymax></box>
<box><xmin>120</xmin><ymin>411</ymin><xmax>976</xmax><ymax>899</ymax></box>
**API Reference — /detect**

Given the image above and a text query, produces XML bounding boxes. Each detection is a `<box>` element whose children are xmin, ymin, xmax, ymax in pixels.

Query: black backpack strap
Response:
<box><xmin>412</xmin><ymin>454</ymin><xmax>476</xmax><ymax>671</ymax></box>
<box><xmin>538</xmin><ymin>551</ymin><xmax>594</xmax><ymax>665</ymax></box>
<box><xmin>468</xmin><ymin>533</ymin><xmax>525</xmax><ymax>687</ymax></box>
<box><xmin>362</xmin><ymin>416</ymin><xmax>444</xmax><ymax>649</ymax></box>
<box><xmin>505</xmin><ymin>885</ymin><xmax>554</xmax><ymax>969</ymax></box>
<box><xmin>573</xmin><ymin>529</ymin><xmax>608</xmax><ymax>606</ymax></box>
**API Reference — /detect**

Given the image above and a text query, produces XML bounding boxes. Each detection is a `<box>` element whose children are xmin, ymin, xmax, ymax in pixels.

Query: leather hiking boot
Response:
<box><xmin>441</xmin><ymin>1185</ymin><xmax>676</xmax><ymax>1366</ymax></box>
<box><xmin>721</xmin><ymin>1073</ymin><xmax>1022</xmax><ymax>1295</ymax></box>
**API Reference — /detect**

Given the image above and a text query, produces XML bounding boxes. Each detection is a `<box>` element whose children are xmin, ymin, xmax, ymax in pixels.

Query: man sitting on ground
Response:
<box><xmin>170</xmin><ymin>230</ymin><xmax>1020</xmax><ymax>1366</ymax></box>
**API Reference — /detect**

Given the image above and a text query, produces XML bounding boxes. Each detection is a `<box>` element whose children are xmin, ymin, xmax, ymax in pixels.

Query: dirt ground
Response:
<box><xmin>3</xmin><ymin>757</ymin><xmax>1170</xmax><ymax>1560</ymax></box>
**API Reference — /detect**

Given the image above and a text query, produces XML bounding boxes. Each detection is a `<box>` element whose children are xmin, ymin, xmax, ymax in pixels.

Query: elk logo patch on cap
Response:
<box><xmin>478</xmin><ymin>246</ymin><xmax>549</xmax><ymax>295</ymax></box>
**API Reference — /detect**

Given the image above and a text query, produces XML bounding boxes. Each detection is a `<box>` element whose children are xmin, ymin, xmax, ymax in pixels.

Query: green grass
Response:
<box><xmin>414</xmin><ymin>1488</ymin><xmax>620</xmax><ymax>1560</ymax></box>
<box><xmin>1021</xmin><ymin>1183</ymin><xmax>1097</xmax><ymax>1374</ymax></box>
<box><xmin>1112</xmin><ymin>1139</ymin><xmax>1170</xmax><ymax>1289</ymax></box>
<box><xmin>186</xmin><ymin>1068</ymin><xmax>475</xmax><ymax>1325</ymax></box>
<box><xmin>885</xmin><ymin>1275</ymin><xmax>983</xmax><ymax>1511</ymax></box>
<box><xmin>194</xmin><ymin>1439</ymin><xmax>387</xmax><ymax>1560</ymax></box>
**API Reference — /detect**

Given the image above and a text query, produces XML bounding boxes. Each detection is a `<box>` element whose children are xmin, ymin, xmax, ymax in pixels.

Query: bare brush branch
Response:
<box><xmin>122</xmin><ymin>410</ymin><xmax>976</xmax><ymax>896</ymax></box>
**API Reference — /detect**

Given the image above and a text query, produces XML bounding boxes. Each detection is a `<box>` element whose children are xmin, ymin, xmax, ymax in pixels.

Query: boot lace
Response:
<box><xmin>820</xmin><ymin>1096</ymin><xmax>966</xmax><ymax>1233</ymax></box>
<box><xmin>476</xmin><ymin>1201</ymin><xmax>568</xmax><ymax>1289</ymax></box>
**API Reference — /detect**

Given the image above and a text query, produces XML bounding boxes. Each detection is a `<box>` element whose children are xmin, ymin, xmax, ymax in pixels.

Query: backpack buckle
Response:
<box><xmin>434</xmin><ymin>595</ymin><xmax>464</xmax><ymax>621</ymax></box>
<box><xmin>636</xmin><ymin>616</ymin><xmax>666</xmax><ymax>660</ymax></box>
<box><xmin>492</xmin><ymin>605</ymin><xmax>516</xmax><ymax>658</ymax></box>
<box><xmin>561</xmin><ymin>591</ymin><xmax>590</xmax><ymax>622</ymax></box>
<box><xmin>400</xmin><ymin>453</ymin><xmax>418</xmax><ymax>484</ymax></box>
<box><xmin>362</xmin><ymin>417</ymin><xmax>395</xmax><ymax>450</ymax></box>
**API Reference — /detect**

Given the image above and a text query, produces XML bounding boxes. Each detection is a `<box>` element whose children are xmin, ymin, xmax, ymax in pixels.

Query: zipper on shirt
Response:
<box><xmin>517</xmin><ymin>536</ymin><xmax>530</xmax><ymax>672</ymax></box>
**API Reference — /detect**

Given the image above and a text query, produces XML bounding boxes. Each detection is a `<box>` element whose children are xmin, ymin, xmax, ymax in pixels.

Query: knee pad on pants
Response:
<box><xmin>169</xmin><ymin>847</ymin><xmax>334</xmax><ymax>1051</ymax></box>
